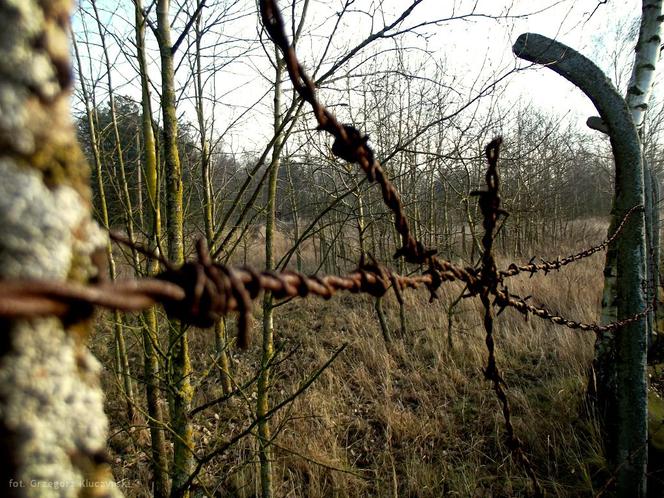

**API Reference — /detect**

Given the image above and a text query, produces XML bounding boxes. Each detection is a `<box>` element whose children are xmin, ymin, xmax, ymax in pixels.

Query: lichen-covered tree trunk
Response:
<box><xmin>157</xmin><ymin>1</ymin><xmax>185</xmax><ymax>265</ymax></box>
<box><xmin>514</xmin><ymin>33</ymin><xmax>648</xmax><ymax>496</ymax></box>
<box><xmin>157</xmin><ymin>1</ymin><xmax>192</xmax><ymax>496</ymax></box>
<box><xmin>135</xmin><ymin>1</ymin><xmax>170</xmax><ymax>495</ymax></box>
<box><xmin>0</xmin><ymin>0</ymin><xmax>120</xmax><ymax>496</ymax></box>
<box><xmin>257</xmin><ymin>51</ymin><xmax>284</xmax><ymax>498</ymax></box>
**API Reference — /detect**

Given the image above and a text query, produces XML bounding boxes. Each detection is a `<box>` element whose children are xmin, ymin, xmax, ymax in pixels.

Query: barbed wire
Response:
<box><xmin>475</xmin><ymin>138</ymin><xmax>542</xmax><ymax>496</ymax></box>
<box><xmin>495</xmin><ymin>289</ymin><xmax>651</xmax><ymax>333</ymax></box>
<box><xmin>0</xmin><ymin>0</ymin><xmax>651</xmax><ymax>494</ymax></box>
<box><xmin>0</xmin><ymin>235</ymin><xmax>641</xmax><ymax>339</ymax></box>
<box><xmin>0</xmin><ymin>237</ymin><xmax>460</xmax><ymax>348</ymax></box>
<box><xmin>498</xmin><ymin>204</ymin><xmax>643</xmax><ymax>279</ymax></box>
<box><xmin>259</xmin><ymin>0</ymin><xmax>435</xmax><ymax>267</ymax></box>
<box><xmin>257</xmin><ymin>1</ymin><xmax>646</xmax><ymax>494</ymax></box>
<box><xmin>0</xmin><ymin>279</ymin><xmax>184</xmax><ymax>322</ymax></box>
<box><xmin>256</xmin><ymin>0</ymin><xmax>646</xmax><ymax>332</ymax></box>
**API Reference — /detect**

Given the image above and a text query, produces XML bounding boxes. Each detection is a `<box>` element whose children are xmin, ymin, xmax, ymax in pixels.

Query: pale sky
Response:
<box><xmin>72</xmin><ymin>0</ymin><xmax>648</xmax><ymax>155</ymax></box>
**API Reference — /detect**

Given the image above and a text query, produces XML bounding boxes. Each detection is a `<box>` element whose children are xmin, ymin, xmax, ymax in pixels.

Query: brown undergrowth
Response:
<box><xmin>96</xmin><ymin>220</ymin><xmax>609</xmax><ymax>497</ymax></box>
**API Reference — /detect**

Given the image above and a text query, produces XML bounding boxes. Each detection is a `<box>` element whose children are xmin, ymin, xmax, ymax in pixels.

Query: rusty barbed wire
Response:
<box><xmin>494</xmin><ymin>288</ymin><xmax>651</xmax><ymax>333</ymax></box>
<box><xmin>498</xmin><ymin>204</ymin><xmax>643</xmax><ymax>279</ymax></box>
<box><xmin>0</xmin><ymin>278</ymin><xmax>185</xmax><ymax>322</ymax></box>
<box><xmin>0</xmin><ymin>136</ymin><xmax>645</xmax><ymax>495</ymax></box>
<box><xmin>0</xmin><ymin>240</ymin><xmax>639</xmax><ymax>340</ymax></box>
<box><xmin>0</xmin><ymin>1</ymin><xmax>642</xmax><ymax>363</ymax></box>
<box><xmin>257</xmin><ymin>0</ymin><xmax>640</xmax><ymax>337</ymax></box>
<box><xmin>260</xmin><ymin>0</ymin><xmax>436</xmax><ymax>267</ymax></box>
<box><xmin>259</xmin><ymin>0</ymin><xmax>488</xmax><ymax>307</ymax></box>
<box><xmin>0</xmin><ymin>0</ymin><xmax>644</xmax><ymax>374</ymax></box>
<box><xmin>475</xmin><ymin>137</ymin><xmax>542</xmax><ymax>496</ymax></box>
<box><xmin>260</xmin><ymin>0</ymin><xmax>649</xmax><ymax>332</ymax></box>
<box><xmin>0</xmin><ymin>3</ymin><xmax>652</xmax><ymax>494</ymax></box>
<box><xmin>0</xmin><ymin>235</ymin><xmax>466</xmax><ymax>348</ymax></box>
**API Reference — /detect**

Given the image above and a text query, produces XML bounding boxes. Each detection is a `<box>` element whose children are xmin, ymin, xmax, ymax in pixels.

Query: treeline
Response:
<box><xmin>77</xmin><ymin>94</ymin><xmax>632</xmax><ymax>271</ymax></box>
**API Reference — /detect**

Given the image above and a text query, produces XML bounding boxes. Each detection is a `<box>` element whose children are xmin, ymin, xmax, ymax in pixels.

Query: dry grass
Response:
<box><xmin>95</xmin><ymin>219</ymin><xmax>613</xmax><ymax>497</ymax></box>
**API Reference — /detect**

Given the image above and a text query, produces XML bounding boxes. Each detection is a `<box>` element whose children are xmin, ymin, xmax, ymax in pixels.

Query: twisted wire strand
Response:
<box><xmin>260</xmin><ymin>0</ymin><xmax>435</xmax><ymax>266</ymax></box>
<box><xmin>474</xmin><ymin>138</ymin><xmax>543</xmax><ymax>496</ymax></box>
<box><xmin>498</xmin><ymin>204</ymin><xmax>643</xmax><ymax>279</ymax></box>
<box><xmin>0</xmin><ymin>239</ymin><xmax>459</xmax><ymax>348</ymax></box>
<box><xmin>495</xmin><ymin>289</ymin><xmax>651</xmax><ymax>333</ymax></box>
<box><xmin>0</xmin><ymin>252</ymin><xmax>642</xmax><ymax>338</ymax></box>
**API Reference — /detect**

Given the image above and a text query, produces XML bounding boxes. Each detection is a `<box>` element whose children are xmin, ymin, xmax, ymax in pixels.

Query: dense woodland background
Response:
<box><xmin>63</xmin><ymin>0</ymin><xmax>664</xmax><ymax>496</ymax></box>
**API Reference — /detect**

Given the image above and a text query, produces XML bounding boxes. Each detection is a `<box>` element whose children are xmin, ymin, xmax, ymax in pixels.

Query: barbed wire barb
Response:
<box><xmin>475</xmin><ymin>137</ymin><xmax>543</xmax><ymax>496</ymax></box>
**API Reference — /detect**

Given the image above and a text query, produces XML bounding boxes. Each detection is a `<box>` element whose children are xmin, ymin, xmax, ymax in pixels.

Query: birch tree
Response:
<box><xmin>590</xmin><ymin>0</ymin><xmax>662</xmax><ymax>391</ymax></box>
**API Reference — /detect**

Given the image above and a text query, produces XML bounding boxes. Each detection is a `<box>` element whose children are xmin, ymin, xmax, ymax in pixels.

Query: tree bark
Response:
<box><xmin>0</xmin><ymin>0</ymin><xmax>120</xmax><ymax>495</ymax></box>
<box><xmin>157</xmin><ymin>1</ymin><xmax>192</xmax><ymax>496</ymax></box>
<box><xmin>625</xmin><ymin>1</ymin><xmax>662</xmax><ymax>130</ymax></box>
<box><xmin>135</xmin><ymin>1</ymin><xmax>171</xmax><ymax>495</ymax></box>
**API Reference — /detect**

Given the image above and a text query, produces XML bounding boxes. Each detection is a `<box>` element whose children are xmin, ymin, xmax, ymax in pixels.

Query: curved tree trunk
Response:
<box><xmin>514</xmin><ymin>33</ymin><xmax>648</xmax><ymax>497</ymax></box>
<box><xmin>0</xmin><ymin>0</ymin><xmax>119</xmax><ymax>495</ymax></box>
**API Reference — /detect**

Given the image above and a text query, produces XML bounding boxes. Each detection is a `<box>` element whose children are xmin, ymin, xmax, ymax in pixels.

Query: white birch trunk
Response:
<box><xmin>626</xmin><ymin>0</ymin><xmax>663</xmax><ymax>129</ymax></box>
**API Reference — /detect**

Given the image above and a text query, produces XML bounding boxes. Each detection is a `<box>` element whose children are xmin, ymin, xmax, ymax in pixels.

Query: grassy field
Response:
<box><xmin>96</xmin><ymin>220</ymin><xmax>624</xmax><ymax>497</ymax></box>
